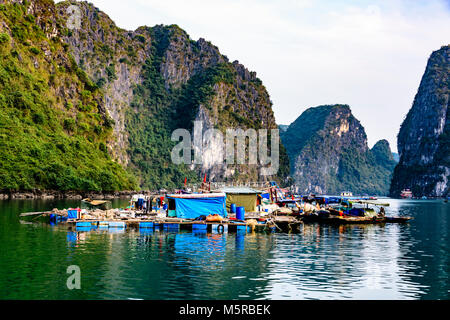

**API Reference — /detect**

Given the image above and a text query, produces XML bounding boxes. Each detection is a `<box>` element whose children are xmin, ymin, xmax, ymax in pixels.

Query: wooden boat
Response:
<box><xmin>384</xmin><ymin>216</ymin><xmax>413</xmax><ymax>223</ymax></box>
<box><xmin>300</xmin><ymin>209</ymin><xmax>412</xmax><ymax>224</ymax></box>
<box><xmin>82</xmin><ymin>199</ymin><xmax>108</xmax><ymax>206</ymax></box>
<box><xmin>19</xmin><ymin>211</ymin><xmax>52</xmax><ymax>223</ymax></box>
<box><xmin>81</xmin><ymin>198</ymin><xmax>112</xmax><ymax>210</ymax></box>
<box><xmin>301</xmin><ymin>214</ymin><xmax>412</xmax><ymax>224</ymax></box>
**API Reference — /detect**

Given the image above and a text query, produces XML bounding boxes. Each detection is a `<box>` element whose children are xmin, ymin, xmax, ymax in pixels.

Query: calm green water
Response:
<box><xmin>0</xmin><ymin>199</ymin><xmax>448</xmax><ymax>300</ymax></box>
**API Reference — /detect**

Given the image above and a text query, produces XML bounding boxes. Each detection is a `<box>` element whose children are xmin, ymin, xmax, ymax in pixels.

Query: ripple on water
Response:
<box><xmin>0</xmin><ymin>199</ymin><xmax>448</xmax><ymax>299</ymax></box>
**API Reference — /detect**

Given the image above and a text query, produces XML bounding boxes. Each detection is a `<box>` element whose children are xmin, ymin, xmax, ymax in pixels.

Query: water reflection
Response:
<box><xmin>258</xmin><ymin>223</ymin><xmax>427</xmax><ymax>299</ymax></box>
<box><xmin>0</xmin><ymin>199</ymin><xmax>449</xmax><ymax>299</ymax></box>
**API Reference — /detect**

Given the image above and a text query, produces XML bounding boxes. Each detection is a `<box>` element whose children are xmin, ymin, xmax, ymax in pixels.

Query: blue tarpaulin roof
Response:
<box><xmin>167</xmin><ymin>193</ymin><xmax>227</xmax><ymax>219</ymax></box>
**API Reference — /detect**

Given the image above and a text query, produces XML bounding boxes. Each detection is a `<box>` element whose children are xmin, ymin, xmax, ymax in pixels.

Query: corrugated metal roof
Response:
<box><xmin>219</xmin><ymin>187</ymin><xmax>262</xmax><ymax>194</ymax></box>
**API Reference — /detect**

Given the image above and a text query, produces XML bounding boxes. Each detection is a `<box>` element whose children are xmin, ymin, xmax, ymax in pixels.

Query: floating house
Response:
<box><xmin>166</xmin><ymin>193</ymin><xmax>227</xmax><ymax>219</ymax></box>
<box><xmin>219</xmin><ymin>187</ymin><xmax>263</xmax><ymax>213</ymax></box>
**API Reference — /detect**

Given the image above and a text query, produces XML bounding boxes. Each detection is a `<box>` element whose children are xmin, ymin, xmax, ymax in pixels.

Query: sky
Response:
<box><xmin>58</xmin><ymin>0</ymin><xmax>450</xmax><ymax>152</ymax></box>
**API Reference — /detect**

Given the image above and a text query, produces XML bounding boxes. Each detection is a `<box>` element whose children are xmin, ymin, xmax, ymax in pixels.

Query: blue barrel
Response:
<box><xmin>236</xmin><ymin>206</ymin><xmax>245</xmax><ymax>220</ymax></box>
<box><xmin>230</xmin><ymin>204</ymin><xmax>237</xmax><ymax>214</ymax></box>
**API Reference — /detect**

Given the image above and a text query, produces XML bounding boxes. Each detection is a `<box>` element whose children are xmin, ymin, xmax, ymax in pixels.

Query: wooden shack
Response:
<box><xmin>219</xmin><ymin>187</ymin><xmax>263</xmax><ymax>213</ymax></box>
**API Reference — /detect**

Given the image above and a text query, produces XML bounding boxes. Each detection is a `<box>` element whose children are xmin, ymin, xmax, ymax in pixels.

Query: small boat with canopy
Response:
<box><xmin>301</xmin><ymin>199</ymin><xmax>412</xmax><ymax>224</ymax></box>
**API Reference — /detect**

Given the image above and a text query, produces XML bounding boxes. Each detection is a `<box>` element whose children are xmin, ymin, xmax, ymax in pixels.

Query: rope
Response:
<box><xmin>265</xmin><ymin>217</ymin><xmax>282</xmax><ymax>232</ymax></box>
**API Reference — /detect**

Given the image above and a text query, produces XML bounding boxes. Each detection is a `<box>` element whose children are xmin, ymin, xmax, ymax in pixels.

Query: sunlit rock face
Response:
<box><xmin>391</xmin><ymin>45</ymin><xmax>449</xmax><ymax>197</ymax></box>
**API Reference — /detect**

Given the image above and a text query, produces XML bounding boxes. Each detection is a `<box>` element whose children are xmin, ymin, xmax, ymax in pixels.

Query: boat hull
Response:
<box><xmin>300</xmin><ymin>214</ymin><xmax>412</xmax><ymax>224</ymax></box>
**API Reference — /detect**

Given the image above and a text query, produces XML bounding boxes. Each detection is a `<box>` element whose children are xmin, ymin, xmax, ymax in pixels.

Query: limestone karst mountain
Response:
<box><xmin>390</xmin><ymin>45</ymin><xmax>450</xmax><ymax>198</ymax></box>
<box><xmin>0</xmin><ymin>0</ymin><xmax>289</xmax><ymax>191</ymax></box>
<box><xmin>281</xmin><ymin>105</ymin><xmax>396</xmax><ymax>195</ymax></box>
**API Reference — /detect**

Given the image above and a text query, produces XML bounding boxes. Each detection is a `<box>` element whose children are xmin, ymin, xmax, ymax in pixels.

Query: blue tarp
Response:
<box><xmin>169</xmin><ymin>196</ymin><xmax>227</xmax><ymax>219</ymax></box>
<box><xmin>348</xmin><ymin>208</ymin><xmax>365</xmax><ymax>217</ymax></box>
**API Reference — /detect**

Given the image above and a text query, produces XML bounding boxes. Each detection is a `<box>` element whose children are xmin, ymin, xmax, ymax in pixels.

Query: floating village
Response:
<box><xmin>19</xmin><ymin>181</ymin><xmax>413</xmax><ymax>234</ymax></box>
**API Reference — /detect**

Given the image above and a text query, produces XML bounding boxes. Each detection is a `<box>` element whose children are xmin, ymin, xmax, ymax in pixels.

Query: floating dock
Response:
<box><xmin>68</xmin><ymin>218</ymin><xmax>298</xmax><ymax>233</ymax></box>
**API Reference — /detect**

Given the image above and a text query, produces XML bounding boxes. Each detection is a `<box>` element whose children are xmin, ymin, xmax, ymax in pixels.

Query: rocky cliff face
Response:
<box><xmin>0</xmin><ymin>0</ymin><xmax>136</xmax><ymax>191</ymax></box>
<box><xmin>57</xmin><ymin>2</ymin><xmax>148</xmax><ymax>166</ymax></box>
<box><xmin>390</xmin><ymin>45</ymin><xmax>450</xmax><ymax>197</ymax></box>
<box><xmin>281</xmin><ymin>105</ymin><xmax>396</xmax><ymax>195</ymax></box>
<box><xmin>0</xmin><ymin>0</ymin><xmax>288</xmax><ymax>191</ymax></box>
<box><xmin>54</xmin><ymin>1</ymin><xmax>289</xmax><ymax>189</ymax></box>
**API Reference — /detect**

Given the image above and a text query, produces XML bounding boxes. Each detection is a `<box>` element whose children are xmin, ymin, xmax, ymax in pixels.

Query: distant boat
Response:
<box><xmin>81</xmin><ymin>198</ymin><xmax>112</xmax><ymax>210</ymax></box>
<box><xmin>341</xmin><ymin>191</ymin><xmax>353</xmax><ymax>197</ymax></box>
<box><xmin>400</xmin><ymin>189</ymin><xmax>413</xmax><ymax>199</ymax></box>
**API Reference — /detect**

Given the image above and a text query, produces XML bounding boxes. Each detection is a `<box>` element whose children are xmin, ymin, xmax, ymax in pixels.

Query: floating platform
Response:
<box><xmin>66</xmin><ymin>218</ymin><xmax>297</xmax><ymax>233</ymax></box>
<box><xmin>76</xmin><ymin>221</ymin><xmax>98</xmax><ymax>228</ymax></box>
<box><xmin>23</xmin><ymin>209</ymin><xmax>411</xmax><ymax>234</ymax></box>
<box><xmin>139</xmin><ymin>222</ymin><xmax>154</xmax><ymax>228</ymax></box>
<box><xmin>108</xmin><ymin>221</ymin><xmax>126</xmax><ymax>228</ymax></box>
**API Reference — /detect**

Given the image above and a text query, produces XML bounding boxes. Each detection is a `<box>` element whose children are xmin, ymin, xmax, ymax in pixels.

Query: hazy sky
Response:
<box><xmin>58</xmin><ymin>0</ymin><xmax>450</xmax><ymax>152</ymax></box>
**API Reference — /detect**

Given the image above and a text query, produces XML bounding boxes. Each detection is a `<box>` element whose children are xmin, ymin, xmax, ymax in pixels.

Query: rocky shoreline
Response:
<box><xmin>0</xmin><ymin>190</ymin><xmax>138</xmax><ymax>200</ymax></box>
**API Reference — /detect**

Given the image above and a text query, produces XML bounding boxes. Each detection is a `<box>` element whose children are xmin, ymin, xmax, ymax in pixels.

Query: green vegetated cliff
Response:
<box><xmin>0</xmin><ymin>0</ymin><xmax>136</xmax><ymax>191</ymax></box>
<box><xmin>0</xmin><ymin>0</ymin><xmax>289</xmax><ymax>192</ymax></box>
<box><xmin>56</xmin><ymin>0</ymin><xmax>289</xmax><ymax>189</ymax></box>
<box><xmin>281</xmin><ymin>105</ymin><xmax>397</xmax><ymax>196</ymax></box>
<box><xmin>390</xmin><ymin>45</ymin><xmax>449</xmax><ymax>198</ymax></box>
